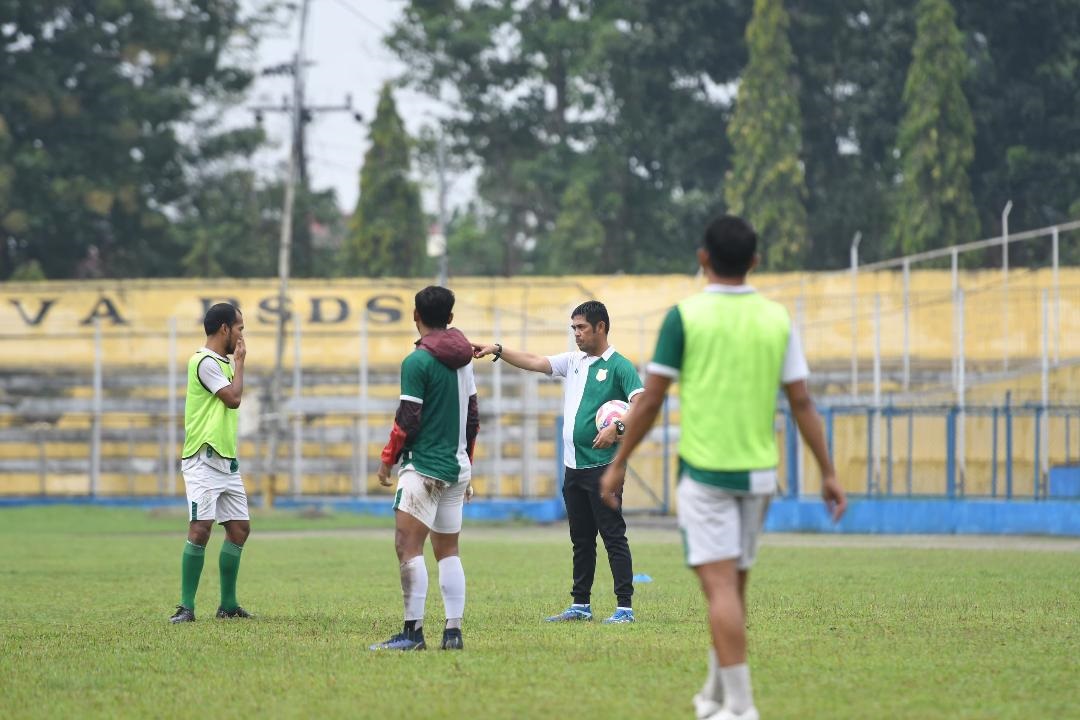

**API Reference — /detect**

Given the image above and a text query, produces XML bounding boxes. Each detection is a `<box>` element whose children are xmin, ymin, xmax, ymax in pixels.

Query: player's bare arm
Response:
<box><xmin>600</xmin><ymin>375</ymin><xmax>671</xmax><ymax>507</ymax></box>
<box><xmin>471</xmin><ymin>343</ymin><xmax>553</xmax><ymax>374</ymax></box>
<box><xmin>216</xmin><ymin>335</ymin><xmax>246</xmax><ymax>409</ymax></box>
<box><xmin>784</xmin><ymin>380</ymin><xmax>847</xmax><ymax>521</ymax></box>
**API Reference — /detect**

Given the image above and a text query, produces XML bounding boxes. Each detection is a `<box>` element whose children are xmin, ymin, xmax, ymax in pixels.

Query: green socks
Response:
<box><xmin>180</xmin><ymin>541</ymin><xmax>206</xmax><ymax>610</ymax></box>
<box><xmin>218</xmin><ymin>541</ymin><xmax>244</xmax><ymax>612</ymax></box>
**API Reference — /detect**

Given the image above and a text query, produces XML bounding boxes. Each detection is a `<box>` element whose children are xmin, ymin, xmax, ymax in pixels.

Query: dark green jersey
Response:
<box><xmin>399</xmin><ymin>348</ymin><xmax>478</xmax><ymax>484</ymax></box>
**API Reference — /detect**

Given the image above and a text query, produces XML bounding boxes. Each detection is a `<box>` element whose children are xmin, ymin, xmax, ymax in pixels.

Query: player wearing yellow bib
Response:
<box><xmin>601</xmin><ymin>216</ymin><xmax>847</xmax><ymax>720</ymax></box>
<box><xmin>169</xmin><ymin>303</ymin><xmax>252</xmax><ymax>624</ymax></box>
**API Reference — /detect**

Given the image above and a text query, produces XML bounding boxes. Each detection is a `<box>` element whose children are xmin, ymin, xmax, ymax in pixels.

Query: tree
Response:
<box><xmin>724</xmin><ymin>0</ymin><xmax>809</xmax><ymax>269</ymax></box>
<box><xmin>891</xmin><ymin>0</ymin><xmax>978</xmax><ymax>255</ymax></box>
<box><xmin>340</xmin><ymin>83</ymin><xmax>425</xmax><ymax>277</ymax></box>
<box><xmin>0</xmin><ymin>0</ymin><xmax>268</xmax><ymax>279</ymax></box>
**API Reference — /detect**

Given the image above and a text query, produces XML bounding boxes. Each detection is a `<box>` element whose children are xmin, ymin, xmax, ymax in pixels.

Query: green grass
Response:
<box><xmin>1</xmin><ymin>507</ymin><xmax>1077</xmax><ymax>719</ymax></box>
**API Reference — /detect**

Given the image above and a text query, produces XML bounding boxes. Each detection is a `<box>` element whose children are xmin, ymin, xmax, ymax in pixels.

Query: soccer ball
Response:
<box><xmin>595</xmin><ymin>399</ymin><xmax>629</xmax><ymax>431</ymax></box>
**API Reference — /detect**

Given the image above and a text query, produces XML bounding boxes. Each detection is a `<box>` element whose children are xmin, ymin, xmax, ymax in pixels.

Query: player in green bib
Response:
<box><xmin>169</xmin><ymin>303</ymin><xmax>252</xmax><ymax>624</ymax></box>
<box><xmin>472</xmin><ymin>301</ymin><xmax>643</xmax><ymax>625</ymax></box>
<box><xmin>601</xmin><ymin>216</ymin><xmax>846</xmax><ymax>720</ymax></box>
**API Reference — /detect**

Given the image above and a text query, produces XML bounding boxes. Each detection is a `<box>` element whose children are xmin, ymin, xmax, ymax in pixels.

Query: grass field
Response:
<box><xmin>2</xmin><ymin>506</ymin><xmax>1078</xmax><ymax>719</ymax></box>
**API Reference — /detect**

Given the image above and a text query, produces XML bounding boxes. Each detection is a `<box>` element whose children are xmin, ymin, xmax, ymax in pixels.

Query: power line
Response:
<box><xmin>328</xmin><ymin>0</ymin><xmax>388</xmax><ymax>34</ymax></box>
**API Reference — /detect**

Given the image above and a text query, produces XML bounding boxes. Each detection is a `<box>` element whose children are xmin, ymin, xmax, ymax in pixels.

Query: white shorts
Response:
<box><xmin>677</xmin><ymin>476</ymin><xmax>771</xmax><ymax>570</ymax></box>
<box><xmin>393</xmin><ymin>469</ymin><xmax>468</xmax><ymax>534</ymax></box>
<box><xmin>181</xmin><ymin>447</ymin><xmax>249</xmax><ymax>524</ymax></box>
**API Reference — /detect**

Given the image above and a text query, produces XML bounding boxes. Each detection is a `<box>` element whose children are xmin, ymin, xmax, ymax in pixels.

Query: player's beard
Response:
<box><xmin>225</xmin><ymin>332</ymin><xmax>236</xmax><ymax>355</ymax></box>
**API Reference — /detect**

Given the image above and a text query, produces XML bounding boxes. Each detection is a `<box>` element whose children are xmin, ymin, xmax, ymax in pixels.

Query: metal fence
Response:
<box><xmin>2</xmin><ymin>218</ymin><xmax>1079</xmax><ymax>510</ymax></box>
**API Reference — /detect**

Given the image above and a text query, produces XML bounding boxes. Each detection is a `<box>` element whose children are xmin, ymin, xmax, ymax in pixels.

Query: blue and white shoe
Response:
<box><xmin>369</xmin><ymin>630</ymin><xmax>426</xmax><ymax>651</ymax></box>
<box><xmin>544</xmin><ymin>603</ymin><xmax>592</xmax><ymax>622</ymax></box>
<box><xmin>602</xmin><ymin>607</ymin><xmax>635</xmax><ymax>624</ymax></box>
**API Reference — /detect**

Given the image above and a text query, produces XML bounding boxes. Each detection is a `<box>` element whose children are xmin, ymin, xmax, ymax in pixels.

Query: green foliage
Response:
<box><xmin>1</xmin><ymin>506</ymin><xmax>1078</xmax><ymax>719</ymax></box>
<box><xmin>8</xmin><ymin>258</ymin><xmax>45</xmax><ymax>281</ymax></box>
<box><xmin>724</xmin><ymin>0</ymin><xmax>808</xmax><ymax>269</ymax></box>
<box><xmin>0</xmin><ymin>0</ymin><xmax>266</xmax><ymax>279</ymax></box>
<box><xmin>444</xmin><ymin>204</ymin><xmax>506</xmax><ymax>277</ymax></box>
<box><xmin>891</xmin><ymin>0</ymin><xmax>979</xmax><ymax>254</ymax></box>
<box><xmin>340</xmin><ymin>84</ymin><xmax>426</xmax><ymax>277</ymax></box>
<box><xmin>542</xmin><ymin>179</ymin><xmax>606</xmax><ymax>273</ymax></box>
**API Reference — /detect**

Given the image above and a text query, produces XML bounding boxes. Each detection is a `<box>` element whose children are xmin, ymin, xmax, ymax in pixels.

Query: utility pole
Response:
<box><xmin>435</xmin><ymin>129</ymin><xmax>449</xmax><ymax>287</ymax></box>
<box><xmin>250</xmin><ymin>0</ymin><xmax>362</xmax><ymax>506</ymax></box>
<box><xmin>262</xmin><ymin>0</ymin><xmax>311</xmax><ymax>508</ymax></box>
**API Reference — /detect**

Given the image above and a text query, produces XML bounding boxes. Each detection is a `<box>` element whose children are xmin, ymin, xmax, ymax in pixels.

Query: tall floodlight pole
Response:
<box><xmin>265</xmin><ymin>0</ymin><xmax>311</xmax><ymax>507</ymax></box>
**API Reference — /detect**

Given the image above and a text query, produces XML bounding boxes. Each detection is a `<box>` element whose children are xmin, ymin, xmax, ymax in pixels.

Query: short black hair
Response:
<box><xmin>415</xmin><ymin>286</ymin><xmax>455</xmax><ymax>328</ymax></box>
<box><xmin>203</xmin><ymin>303</ymin><xmax>239</xmax><ymax>336</ymax></box>
<box><xmin>703</xmin><ymin>214</ymin><xmax>758</xmax><ymax>277</ymax></box>
<box><xmin>571</xmin><ymin>300</ymin><xmax>610</xmax><ymax>333</ymax></box>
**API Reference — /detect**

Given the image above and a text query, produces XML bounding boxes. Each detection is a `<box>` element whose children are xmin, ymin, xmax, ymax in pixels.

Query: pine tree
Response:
<box><xmin>340</xmin><ymin>84</ymin><xmax>426</xmax><ymax>277</ymax></box>
<box><xmin>891</xmin><ymin>0</ymin><xmax>978</xmax><ymax>254</ymax></box>
<box><xmin>724</xmin><ymin>0</ymin><xmax>808</xmax><ymax>269</ymax></box>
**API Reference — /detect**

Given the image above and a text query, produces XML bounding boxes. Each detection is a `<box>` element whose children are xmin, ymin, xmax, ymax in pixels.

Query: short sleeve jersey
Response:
<box><xmin>648</xmin><ymin>285</ymin><xmax>808</xmax><ymax>492</ymax></box>
<box><xmin>545</xmin><ymin>347</ymin><xmax>644</xmax><ymax>469</ymax></box>
<box><xmin>399</xmin><ymin>348</ymin><xmax>477</xmax><ymax>484</ymax></box>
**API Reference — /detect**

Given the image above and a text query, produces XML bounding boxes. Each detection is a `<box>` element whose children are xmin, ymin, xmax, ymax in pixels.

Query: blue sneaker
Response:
<box><xmin>545</xmin><ymin>603</ymin><xmax>592</xmax><ymax>622</ymax></box>
<box><xmin>602</xmin><ymin>607</ymin><xmax>635</xmax><ymax>624</ymax></box>
<box><xmin>369</xmin><ymin>629</ymin><xmax>426</xmax><ymax>651</ymax></box>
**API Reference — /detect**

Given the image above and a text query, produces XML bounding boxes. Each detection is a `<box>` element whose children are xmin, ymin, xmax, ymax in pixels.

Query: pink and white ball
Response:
<box><xmin>595</xmin><ymin>399</ymin><xmax>629</xmax><ymax>431</ymax></box>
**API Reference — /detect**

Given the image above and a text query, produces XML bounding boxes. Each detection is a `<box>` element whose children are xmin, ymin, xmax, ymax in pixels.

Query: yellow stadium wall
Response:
<box><xmin>2</xmin><ymin>270</ymin><xmax>1079</xmax><ymax>371</ymax></box>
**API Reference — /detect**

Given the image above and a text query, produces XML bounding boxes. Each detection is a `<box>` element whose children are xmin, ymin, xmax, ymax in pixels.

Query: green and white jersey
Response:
<box><xmin>649</xmin><ymin>285</ymin><xmax>808</xmax><ymax>493</ymax></box>
<box><xmin>546</xmin><ymin>347</ymin><xmax>644</xmax><ymax>469</ymax></box>
<box><xmin>399</xmin><ymin>349</ymin><xmax>477</xmax><ymax>484</ymax></box>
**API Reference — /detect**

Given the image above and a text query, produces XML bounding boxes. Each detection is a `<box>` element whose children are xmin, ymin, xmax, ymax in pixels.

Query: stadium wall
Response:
<box><xmin>2</xmin><ymin>271</ymin><xmax>1079</xmax><ymax>369</ymax></box>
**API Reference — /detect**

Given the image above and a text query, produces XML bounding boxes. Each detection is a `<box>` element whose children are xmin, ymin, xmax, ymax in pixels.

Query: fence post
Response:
<box><xmin>291</xmin><ymin>313</ymin><xmax>302</xmax><ymax>496</ymax></box>
<box><xmin>1040</xmin><ymin>289</ymin><xmax>1050</xmax><ymax>499</ymax></box>
<box><xmin>902</xmin><ymin>259</ymin><xmax>911</xmax><ymax>391</ymax></box>
<box><xmin>946</xmin><ymin>407</ymin><xmax>957</xmax><ymax>499</ymax></box>
<box><xmin>865</xmin><ymin>407</ymin><xmax>874</xmax><ymax>495</ymax></box>
<box><xmin>90</xmin><ymin>318</ymin><xmax>103</xmax><ymax>498</ymax></box>
<box><xmin>1034</xmin><ymin>405</ymin><xmax>1042</xmax><ymax>499</ymax></box>
<box><xmin>886</xmin><ymin>401</ymin><xmax>894</xmax><ymax>496</ymax></box>
<box><xmin>493</xmin><ymin>309</ymin><xmax>504</xmax><ymax>498</ymax></box>
<box><xmin>850</xmin><ymin>232</ymin><xmax>861</xmax><ymax>401</ymax></box>
<box><xmin>1002</xmin><ymin>200</ymin><xmax>1012</xmax><ymax>373</ymax></box>
<box><xmin>1005</xmin><ymin>391</ymin><xmax>1013</xmax><ymax>499</ymax></box>
<box><xmin>167</xmin><ymin>317</ymin><xmax>178</xmax><ymax>496</ymax></box>
<box><xmin>357</xmin><ymin>311</ymin><xmax>369</xmax><ymax>496</ymax></box>
<box><xmin>991</xmin><ymin>406</ymin><xmax>999</xmax><ymax>498</ymax></box>
<box><xmin>785</xmin><ymin>410</ymin><xmax>799</xmax><ymax>498</ymax></box>
<box><xmin>555</xmin><ymin>415</ymin><xmax>565</xmax><ymax>493</ymax></box>
<box><xmin>523</xmin><ymin>372</ymin><xmax>539</xmax><ymax>497</ymax></box>
<box><xmin>825</xmin><ymin>407</ymin><xmax>834</xmax><ymax>460</ymax></box>
<box><xmin>955</xmin><ymin>288</ymin><xmax>966</xmax><ymax>496</ymax></box>
<box><xmin>872</xmin><ymin>294</ymin><xmax>882</xmax><ymax>495</ymax></box>
<box><xmin>906</xmin><ymin>409</ymin><xmax>914</xmax><ymax>496</ymax></box>
<box><xmin>1052</xmin><ymin>226</ymin><xmax>1061</xmax><ymax>365</ymax></box>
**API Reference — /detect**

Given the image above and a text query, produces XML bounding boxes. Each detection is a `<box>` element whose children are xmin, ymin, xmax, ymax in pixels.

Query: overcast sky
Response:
<box><xmin>242</xmin><ymin>0</ymin><xmax>457</xmax><ymax>214</ymax></box>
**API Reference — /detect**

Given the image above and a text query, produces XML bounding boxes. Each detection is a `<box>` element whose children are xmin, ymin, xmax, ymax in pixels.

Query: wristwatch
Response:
<box><xmin>613</xmin><ymin>419</ymin><xmax>626</xmax><ymax>436</ymax></box>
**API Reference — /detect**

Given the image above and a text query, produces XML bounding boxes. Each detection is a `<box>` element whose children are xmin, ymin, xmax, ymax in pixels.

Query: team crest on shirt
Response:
<box><xmin>595</xmin><ymin>368</ymin><xmax>608</xmax><ymax>382</ymax></box>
